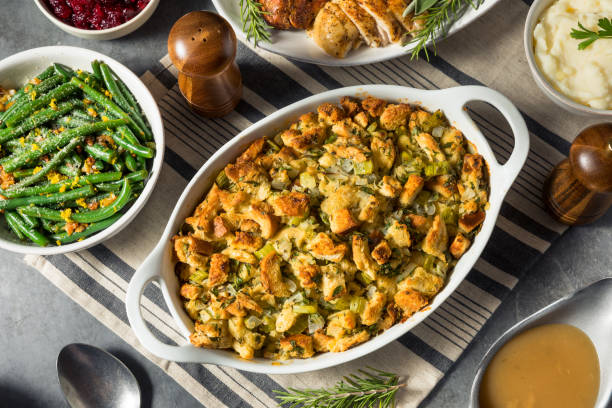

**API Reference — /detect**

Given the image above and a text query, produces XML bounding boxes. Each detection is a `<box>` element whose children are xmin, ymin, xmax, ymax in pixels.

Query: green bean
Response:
<box><xmin>2</xmin><ymin>171</ymin><xmax>120</xmax><ymax>199</ymax></box>
<box><xmin>0</xmin><ymin>100</ymin><xmax>78</xmax><ymax>143</ymax></box>
<box><xmin>112</xmin><ymin>127</ymin><xmax>153</xmax><ymax>158</ymax></box>
<box><xmin>1</xmin><ymin>75</ymin><xmax>66</xmax><ymax>126</ymax></box>
<box><xmin>99</xmin><ymin>63</ymin><xmax>131</xmax><ymax>112</ymax></box>
<box><xmin>71</xmin><ymin>109</ymin><xmax>97</xmax><ymax>122</ymax></box>
<box><xmin>19</xmin><ymin>211</ymin><xmax>40</xmax><ymax>228</ymax></box>
<box><xmin>18</xmin><ymin>206</ymin><xmax>65</xmax><ymax>221</ymax></box>
<box><xmin>62</xmin><ymin>181</ymin><xmax>143</xmax><ymax>208</ymax></box>
<box><xmin>4</xmin><ymin>82</ymin><xmax>79</xmax><ymax>128</ymax></box>
<box><xmin>1</xmin><ymin>119</ymin><xmax>125</xmax><ymax>172</ymax></box>
<box><xmin>95</xmin><ymin>169</ymin><xmax>147</xmax><ymax>191</ymax></box>
<box><xmin>70</xmin><ymin>178</ymin><xmax>131</xmax><ymax>223</ymax></box>
<box><xmin>36</xmin><ymin>66</ymin><xmax>56</xmax><ymax>82</ymax></box>
<box><xmin>53</xmin><ymin>63</ymin><xmax>74</xmax><ymax>81</ymax></box>
<box><xmin>9</xmin><ymin>136</ymin><xmax>84</xmax><ymax>190</ymax></box>
<box><xmin>12</xmin><ymin>168</ymin><xmax>36</xmax><ymax>179</ymax></box>
<box><xmin>0</xmin><ymin>185</ymin><xmax>95</xmax><ymax>210</ymax></box>
<box><xmin>40</xmin><ymin>218</ymin><xmax>64</xmax><ymax>233</ymax></box>
<box><xmin>91</xmin><ymin>60</ymin><xmax>103</xmax><ymax>81</ymax></box>
<box><xmin>113</xmin><ymin>159</ymin><xmax>125</xmax><ymax>173</ymax></box>
<box><xmin>92</xmin><ymin>159</ymin><xmax>105</xmax><ymax>172</ymax></box>
<box><xmin>123</xmin><ymin>152</ymin><xmax>139</xmax><ymax>172</ymax></box>
<box><xmin>5</xmin><ymin>211</ymin><xmax>49</xmax><ymax>246</ymax></box>
<box><xmin>115</xmin><ymin>77</ymin><xmax>142</xmax><ymax>115</ymax></box>
<box><xmin>2</xmin><ymin>128</ymin><xmax>51</xmax><ymax>152</ymax></box>
<box><xmin>55</xmin><ymin>115</ymin><xmax>94</xmax><ymax>129</ymax></box>
<box><xmin>70</xmin><ymin>77</ymin><xmax>149</xmax><ymax>141</ymax></box>
<box><xmin>84</xmin><ymin>143</ymin><xmax>117</xmax><ymax>164</ymax></box>
<box><xmin>51</xmin><ymin>213</ymin><xmax>122</xmax><ymax>244</ymax></box>
<box><xmin>5</xmin><ymin>211</ymin><xmax>25</xmax><ymax>240</ymax></box>
<box><xmin>57</xmin><ymin>164</ymin><xmax>80</xmax><ymax>178</ymax></box>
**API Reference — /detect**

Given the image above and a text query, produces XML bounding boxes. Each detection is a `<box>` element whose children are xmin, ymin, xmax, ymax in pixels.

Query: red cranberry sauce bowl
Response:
<box><xmin>44</xmin><ymin>0</ymin><xmax>150</xmax><ymax>30</ymax></box>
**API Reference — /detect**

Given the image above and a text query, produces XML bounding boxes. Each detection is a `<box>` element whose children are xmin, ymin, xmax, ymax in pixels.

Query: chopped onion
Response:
<box><xmin>366</xmin><ymin>285</ymin><xmax>377</xmax><ymax>299</ymax></box>
<box><xmin>308</xmin><ymin>313</ymin><xmax>325</xmax><ymax>334</ymax></box>
<box><xmin>425</xmin><ymin>202</ymin><xmax>436</xmax><ymax>215</ymax></box>
<box><xmin>432</xmin><ymin>126</ymin><xmax>445</xmax><ymax>138</ymax></box>
<box><xmin>245</xmin><ymin>315</ymin><xmax>262</xmax><ymax>329</ymax></box>
<box><xmin>285</xmin><ymin>278</ymin><xmax>297</xmax><ymax>294</ymax></box>
<box><xmin>287</xmin><ymin>292</ymin><xmax>304</xmax><ymax>304</ymax></box>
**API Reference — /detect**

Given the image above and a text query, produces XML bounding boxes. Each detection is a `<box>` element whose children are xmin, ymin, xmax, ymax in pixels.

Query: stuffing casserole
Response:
<box><xmin>173</xmin><ymin>96</ymin><xmax>489</xmax><ymax>360</ymax></box>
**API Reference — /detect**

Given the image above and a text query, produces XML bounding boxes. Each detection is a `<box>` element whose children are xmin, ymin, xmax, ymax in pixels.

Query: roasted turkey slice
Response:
<box><xmin>308</xmin><ymin>2</ymin><xmax>362</xmax><ymax>58</ymax></box>
<box><xmin>333</xmin><ymin>0</ymin><xmax>385</xmax><ymax>47</ymax></box>
<box><xmin>356</xmin><ymin>0</ymin><xmax>402</xmax><ymax>43</ymax></box>
<box><xmin>260</xmin><ymin>0</ymin><xmax>328</xmax><ymax>29</ymax></box>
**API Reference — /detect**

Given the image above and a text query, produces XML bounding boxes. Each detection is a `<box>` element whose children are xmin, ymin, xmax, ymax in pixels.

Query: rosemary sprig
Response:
<box><xmin>274</xmin><ymin>367</ymin><xmax>404</xmax><ymax>408</ymax></box>
<box><xmin>570</xmin><ymin>18</ymin><xmax>612</xmax><ymax>50</ymax></box>
<box><xmin>239</xmin><ymin>0</ymin><xmax>272</xmax><ymax>47</ymax></box>
<box><xmin>404</xmin><ymin>0</ymin><xmax>483</xmax><ymax>60</ymax></box>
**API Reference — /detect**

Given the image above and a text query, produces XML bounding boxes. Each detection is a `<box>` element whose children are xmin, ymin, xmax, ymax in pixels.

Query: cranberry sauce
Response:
<box><xmin>45</xmin><ymin>0</ymin><xmax>150</xmax><ymax>30</ymax></box>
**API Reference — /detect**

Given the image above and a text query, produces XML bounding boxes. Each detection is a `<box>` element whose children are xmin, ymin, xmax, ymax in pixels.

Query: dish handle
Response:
<box><xmin>445</xmin><ymin>85</ymin><xmax>530</xmax><ymax>193</ymax></box>
<box><xmin>126</xmin><ymin>247</ymin><xmax>206</xmax><ymax>363</ymax></box>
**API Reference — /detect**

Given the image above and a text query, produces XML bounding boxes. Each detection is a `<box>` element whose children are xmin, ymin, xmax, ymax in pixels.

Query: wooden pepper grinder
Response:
<box><xmin>168</xmin><ymin>11</ymin><xmax>242</xmax><ymax>118</ymax></box>
<box><xmin>544</xmin><ymin>123</ymin><xmax>612</xmax><ymax>225</ymax></box>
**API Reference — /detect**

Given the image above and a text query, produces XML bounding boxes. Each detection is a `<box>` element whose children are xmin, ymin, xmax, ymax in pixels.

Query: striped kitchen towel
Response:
<box><xmin>25</xmin><ymin>0</ymin><xmax>596</xmax><ymax>406</ymax></box>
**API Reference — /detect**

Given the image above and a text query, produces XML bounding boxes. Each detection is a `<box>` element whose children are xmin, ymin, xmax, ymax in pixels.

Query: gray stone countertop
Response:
<box><xmin>1</xmin><ymin>1</ymin><xmax>611</xmax><ymax>407</ymax></box>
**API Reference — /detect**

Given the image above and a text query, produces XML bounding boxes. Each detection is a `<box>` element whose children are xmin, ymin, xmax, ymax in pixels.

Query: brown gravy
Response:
<box><xmin>479</xmin><ymin>323</ymin><xmax>600</xmax><ymax>408</ymax></box>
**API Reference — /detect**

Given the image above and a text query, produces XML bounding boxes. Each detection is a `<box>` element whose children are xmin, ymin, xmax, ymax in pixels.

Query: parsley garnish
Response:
<box><xmin>570</xmin><ymin>18</ymin><xmax>612</xmax><ymax>50</ymax></box>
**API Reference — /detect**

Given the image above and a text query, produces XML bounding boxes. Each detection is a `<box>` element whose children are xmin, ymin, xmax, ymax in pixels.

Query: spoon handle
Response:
<box><xmin>126</xmin><ymin>247</ymin><xmax>213</xmax><ymax>363</ymax></box>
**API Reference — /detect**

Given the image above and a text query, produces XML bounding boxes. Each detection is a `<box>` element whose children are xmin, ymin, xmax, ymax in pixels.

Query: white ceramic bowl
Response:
<box><xmin>34</xmin><ymin>0</ymin><xmax>159</xmax><ymax>41</ymax></box>
<box><xmin>126</xmin><ymin>85</ymin><xmax>529</xmax><ymax>374</ymax></box>
<box><xmin>0</xmin><ymin>46</ymin><xmax>164</xmax><ymax>255</ymax></box>
<box><xmin>213</xmin><ymin>0</ymin><xmax>503</xmax><ymax>66</ymax></box>
<box><xmin>524</xmin><ymin>0</ymin><xmax>612</xmax><ymax>118</ymax></box>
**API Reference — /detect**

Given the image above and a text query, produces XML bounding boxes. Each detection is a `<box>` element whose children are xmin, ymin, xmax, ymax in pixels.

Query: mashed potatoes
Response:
<box><xmin>533</xmin><ymin>0</ymin><xmax>612</xmax><ymax>110</ymax></box>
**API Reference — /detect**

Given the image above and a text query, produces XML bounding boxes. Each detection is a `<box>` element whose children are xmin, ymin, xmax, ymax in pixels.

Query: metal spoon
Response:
<box><xmin>470</xmin><ymin>278</ymin><xmax>612</xmax><ymax>408</ymax></box>
<box><xmin>57</xmin><ymin>343</ymin><xmax>141</xmax><ymax>408</ymax></box>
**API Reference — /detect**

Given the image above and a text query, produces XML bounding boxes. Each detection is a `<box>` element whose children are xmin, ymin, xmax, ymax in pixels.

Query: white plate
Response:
<box><xmin>212</xmin><ymin>0</ymin><xmax>502</xmax><ymax>66</ymax></box>
<box><xmin>126</xmin><ymin>84</ymin><xmax>529</xmax><ymax>374</ymax></box>
<box><xmin>0</xmin><ymin>46</ymin><xmax>164</xmax><ymax>255</ymax></box>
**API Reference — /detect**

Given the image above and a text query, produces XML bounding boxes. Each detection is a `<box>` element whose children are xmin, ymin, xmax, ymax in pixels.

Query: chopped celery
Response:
<box><xmin>189</xmin><ymin>269</ymin><xmax>209</xmax><ymax>284</ymax></box>
<box><xmin>441</xmin><ymin>207</ymin><xmax>457</xmax><ymax>224</ymax></box>
<box><xmin>293</xmin><ymin>303</ymin><xmax>318</xmax><ymax>314</ymax></box>
<box><xmin>324</xmin><ymin>132</ymin><xmax>338</xmax><ymax>144</ymax></box>
<box><xmin>331</xmin><ymin>296</ymin><xmax>351</xmax><ymax>311</ymax></box>
<box><xmin>366</xmin><ymin>121</ymin><xmax>378</xmax><ymax>133</ymax></box>
<box><xmin>424</xmin><ymin>161</ymin><xmax>450</xmax><ymax>177</ymax></box>
<box><xmin>357</xmin><ymin>271</ymin><xmax>374</xmax><ymax>285</ymax></box>
<box><xmin>266</xmin><ymin>139</ymin><xmax>280</xmax><ymax>151</ymax></box>
<box><xmin>288</xmin><ymin>214</ymin><xmax>307</xmax><ymax>226</ymax></box>
<box><xmin>349</xmin><ymin>296</ymin><xmax>367</xmax><ymax>314</ymax></box>
<box><xmin>420</xmin><ymin>110</ymin><xmax>447</xmax><ymax>133</ymax></box>
<box><xmin>254</xmin><ymin>243</ymin><xmax>276</xmax><ymax>260</ymax></box>
<box><xmin>287</xmin><ymin>314</ymin><xmax>309</xmax><ymax>335</ymax></box>
<box><xmin>261</xmin><ymin>315</ymin><xmax>276</xmax><ymax>333</ymax></box>
<box><xmin>423</xmin><ymin>254</ymin><xmax>435</xmax><ymax>271</ymax></box>
<box><xmin>215</xmin><ymin>169</ymin><xmax>231</xmax><ymax>189</ymax></box>
<box><xmin>354</xmin><ymin>159</ymin><xmax>373</xmax><ymax>175</ymax></box>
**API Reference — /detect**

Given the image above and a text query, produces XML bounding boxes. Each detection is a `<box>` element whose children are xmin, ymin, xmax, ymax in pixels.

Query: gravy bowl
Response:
<box><xmin>126</xmin><ymin>85</ymin><xmax>529</xmax><ymax>374</ymax></box>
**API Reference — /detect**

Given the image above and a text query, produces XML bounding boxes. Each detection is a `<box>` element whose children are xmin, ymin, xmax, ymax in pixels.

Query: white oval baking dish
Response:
<box><xmin>126</xmin><ymin>85</ymin><xmax>529</xmax><ymax>374</ymax></box>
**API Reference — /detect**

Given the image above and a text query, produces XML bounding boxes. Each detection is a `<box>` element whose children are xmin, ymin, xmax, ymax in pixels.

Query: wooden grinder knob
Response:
<box><xmin>168</xmin><ymin>11</ymin><xmax>242</xmax><ymax>118</ymax></box>
<box><xmin>544</xmin><ymin>123</ymin><xmax>612</xmax><ymax>225</ymax></box>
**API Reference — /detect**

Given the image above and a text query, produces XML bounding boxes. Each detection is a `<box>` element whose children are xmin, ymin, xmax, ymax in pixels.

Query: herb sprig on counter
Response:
<box><xmin>570</xmin><ymin>18</ymin><xmax>612</xmax><ymax>50</ymax></box>
<box><xmin>239</xmin><ymin>0</ymin><xmax>271</xmax><ymax>47</ymax></box>
<box><xmin>274</xmin><ymin>367</ymin><xmax>403</xmax><ymax>408</ymax></box>
<box><xmin>404</xmin><ymin>0</ymin><xmax>483</xmax><ymax>60</ymax></box>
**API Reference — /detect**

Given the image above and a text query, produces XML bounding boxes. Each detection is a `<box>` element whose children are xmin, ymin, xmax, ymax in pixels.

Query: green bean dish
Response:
<box><xmin>0</xmin><ymin>61</ymin><xmax>155</xmax><ymax>246</ymax></box>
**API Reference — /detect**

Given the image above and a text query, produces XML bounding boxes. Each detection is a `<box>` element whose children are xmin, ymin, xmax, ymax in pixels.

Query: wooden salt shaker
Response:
<box><xmin>168</xmin><ymin>11</ymin><xmax>242</xmax><ymax>117</ymax></box>
<box><xmin>544</xmin><ymin>123</ymin><xmax>612</xmax><ymax>225</ymax></box>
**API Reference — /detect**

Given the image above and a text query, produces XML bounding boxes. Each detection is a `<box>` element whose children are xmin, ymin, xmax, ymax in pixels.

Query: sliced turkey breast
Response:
<box><xmin>308</xmin><ymin>2</ymin><xmax>362</xmax><ymax>58</ymax></box>
<box><xmin>388</xmin><ymin>0</ymin><xmax>426</xmax><ymax>33</ymax></box>
<box><xmin>333</xmin><ymin>0</ymin><xmax>386</xmax><ymax>47</ymax></box>
<box><xmin>356</xmin><ymin>0</ymin><xmax>402</xmax><ymax>43</ymax></box>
